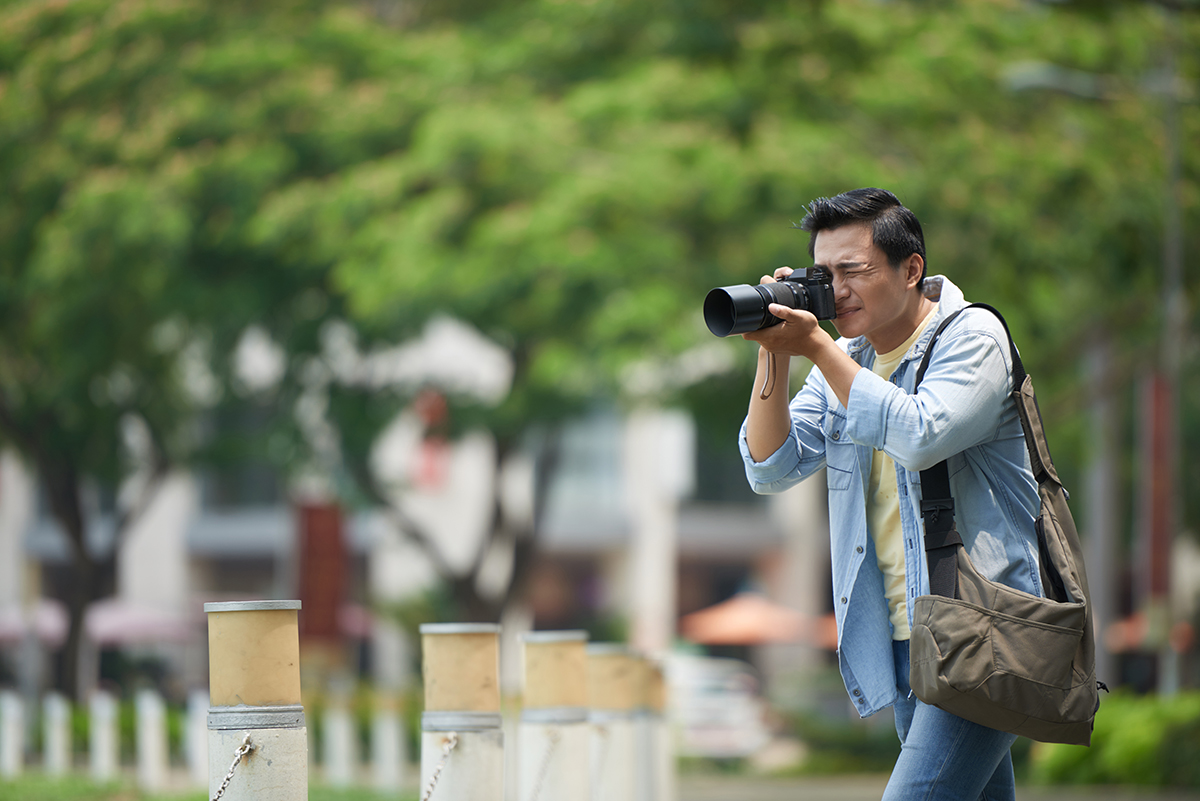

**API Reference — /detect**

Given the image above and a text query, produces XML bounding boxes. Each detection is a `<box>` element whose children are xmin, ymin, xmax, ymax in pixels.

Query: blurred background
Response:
<box><xmin>0</xmin><ymin>0</ymin><xmax>1197</xmax><ymax>796</ymax></box>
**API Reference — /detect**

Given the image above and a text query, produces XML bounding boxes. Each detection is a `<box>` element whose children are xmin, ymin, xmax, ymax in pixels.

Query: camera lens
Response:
<box><xmin>704</xmin><ymin>284</ymin><xmax>790</xmax><ymax>337</ymax></box>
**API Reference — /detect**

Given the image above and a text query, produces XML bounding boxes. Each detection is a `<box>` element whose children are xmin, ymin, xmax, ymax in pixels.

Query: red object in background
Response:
<box><xmin>296</xmin><ymin>502</ymin><xmax>347</xmax><ymax>643</ymax></box>
<box><xmin>413</xmin><ymin>388</ymin><xmax>452</xmax><ymax>490</ymax></box>
<box><xmin>679</xmin><ymin>592</ymin><xmax>837</xmax><ymax>650</ymax></box>
<box><xmin>416</xmin><ymin>436</ymin><xmax>451</xmax><ymax>490</ymax></box>
<box><xmin>1139</xmin><ymin>373</ymin><xmax>1174</xmax><ymax>603</ymax></box>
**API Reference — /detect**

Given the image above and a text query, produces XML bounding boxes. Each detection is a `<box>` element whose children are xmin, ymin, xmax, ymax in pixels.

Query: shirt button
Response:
<box><xmin>841</xmin><ymin>597</ymin><xmax>848</xmax><ymax>604</ymax></box>
<box><xmin>852</xmin><ymin>689</ymin><xmax>861</xmax><ymax>696</ymax></box>
<box><xmin>856</xmin><ymin>546</ymin><xmax>864</xmax><ymax>554</ymax></box>
<box><xmin>831</xmin><ymin>430</ymin><xmax>841</xmax><ymax>440</ymax></box>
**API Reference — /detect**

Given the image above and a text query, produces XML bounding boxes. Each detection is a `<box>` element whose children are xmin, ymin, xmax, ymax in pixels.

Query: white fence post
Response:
<box><xmin>371</xmin><ymin>694</ymin><xmax>406</xmax><ymax>793</ymax></box>
<box><xmin>186</xmin><ymin>689</ymin><xmax>209</xmax><ymax>787</ymax></box>
<box><xmin>419</xmin><ymin>623</ymin><xmax>504</xmax><ymax>801</ymax></box>
<box><xmin>136</xmin><ymin>688</ymin><xmax>168</xmax><ymax>792</ymax></box>
<box><xmin>89</xmin><ymin>690</ymin><xmax>119</xmax><ymax>782</ymax></box>
<box><xmin>42</xmin><ymin>692</ymin><xmax>71</xmax><ymax>777</ymax></box>
<box><xmin>322</xmin><ymin>691</ymin><xmax>357</xmax><ymax>788</ymax></box>
<box><xmin>0</xmin><ymin>690</ymin><xmax>23</xmax><ymax>779</ymax></box>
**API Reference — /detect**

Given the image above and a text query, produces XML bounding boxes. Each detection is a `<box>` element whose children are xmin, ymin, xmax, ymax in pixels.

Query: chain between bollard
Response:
<box><xmin>210</xmin><ymin>732</ymin><xmax>254</xmax><ymax>801</ymax></box>
<box><xmin>421</xmin><ymin>731</ymin><xmax>459</xmax><ymax>801</ymax></box>
<box><xmin>526</xmin><ymin>727</ymin><xmax>561</xmax><ymax>801</ymax></box>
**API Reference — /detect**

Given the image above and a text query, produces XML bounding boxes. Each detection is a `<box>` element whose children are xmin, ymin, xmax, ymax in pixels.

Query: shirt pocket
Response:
<box><xmin>822</xmin><ymin>410</ymin><xmax>855</xmax><ymax>490</ymax></box>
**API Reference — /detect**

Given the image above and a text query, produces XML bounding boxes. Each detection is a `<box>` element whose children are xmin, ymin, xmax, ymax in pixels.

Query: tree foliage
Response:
<box><xmin>1</xmin><ymin>0</ymin><xmax>1197</xmax><ymax>692</ymax></box>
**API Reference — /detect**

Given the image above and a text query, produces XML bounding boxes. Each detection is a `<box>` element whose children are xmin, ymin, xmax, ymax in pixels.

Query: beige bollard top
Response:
<box><xmin>521</xmin><ymin>631</ymin><xmax>588</xmax><ymax>709</ymax></box>
<box><xmin>205</xmin><ymin>601</ymin><xmax>302</xmax><ymax>707</ymax></box>
<box><xmin>646</xmin><ymin>659</ymin><xmax>667</xmax><ymax>714</ymax></box>
<box><xmin>421</xmin><ymin>623</ymin><xmax>501</xmax><ymax>713</ymax></box>
<box><xmin>586</xmin><ymin>644</ymin><xmax>637</xmax><ymax>712</ymax></box>
<box><xmin>631</xmin><ymin>656</ymin><xmax>667</xmax><ymax>714</ymax></box>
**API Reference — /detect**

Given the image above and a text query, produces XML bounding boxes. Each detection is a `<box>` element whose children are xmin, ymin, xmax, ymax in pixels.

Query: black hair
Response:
<box><xmin>799</xmin><ymin>188</ymin><xmax>927</xmax><ymax>289</ymax></box>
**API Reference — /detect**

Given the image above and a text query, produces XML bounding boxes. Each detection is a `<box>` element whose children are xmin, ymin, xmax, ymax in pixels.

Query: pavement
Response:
<box><xmin>677</xmin><ymin>775</ymin><xmax>1200</xmax><ymax>801</ymax></box>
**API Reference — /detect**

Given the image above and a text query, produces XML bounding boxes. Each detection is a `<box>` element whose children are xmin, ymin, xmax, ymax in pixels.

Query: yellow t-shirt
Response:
<box><xmin>868</xmin><ymin>305</ymin><xmax>939</xmax><ymax>641</ymax></box>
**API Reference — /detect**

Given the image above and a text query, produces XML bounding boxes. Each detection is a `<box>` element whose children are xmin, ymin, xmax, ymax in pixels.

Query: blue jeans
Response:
<box><xmin>883</xmin><ymin>640</ymin><xmax>1018</xmax><ymax>801</ymax></box>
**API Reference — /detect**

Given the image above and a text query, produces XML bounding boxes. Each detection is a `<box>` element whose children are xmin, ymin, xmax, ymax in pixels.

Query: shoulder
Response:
<box><xmin>924</xmin><ymin>278</ymin><xmax>1011</xmax><ymax>352</ymax></box>
<box><xmin>929</xmin><ymin>303</ymin><xmax>1015</xmax><ymax>378</ymax></box>
<box><xmin>941</xmin><ymin>304</ymin><xmax>1010</xmax><ymax>348</ymax></box>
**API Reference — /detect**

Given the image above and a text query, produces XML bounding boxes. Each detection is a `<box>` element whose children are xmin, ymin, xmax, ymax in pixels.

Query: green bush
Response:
<box><xmin>1028</xmin><ymin>691</ymin><xmax>1200</xmax><ymax>788</ymax></box>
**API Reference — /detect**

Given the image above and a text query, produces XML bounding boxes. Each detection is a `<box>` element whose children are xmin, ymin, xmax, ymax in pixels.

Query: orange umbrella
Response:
<box><xmin>680</xmin><ymin>592</ymin><xmax>837</xmax><ymax>650</ymax></box>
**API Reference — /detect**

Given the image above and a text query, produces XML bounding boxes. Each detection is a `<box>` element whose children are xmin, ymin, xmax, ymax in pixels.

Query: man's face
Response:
<box><xmin>813</xmin><ymin>223</ymin><xmax>921</xmax><ymax>353</ymax></box>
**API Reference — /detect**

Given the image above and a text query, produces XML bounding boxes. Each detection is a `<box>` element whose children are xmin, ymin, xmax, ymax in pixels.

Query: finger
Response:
<box><xmin>774</xmin><ymin>266</ymin><xmax>794</xmax><ymax>280</ymax></box>
<box><xmin>759</xmin><ymin>274</ymin><xmax>777</xmax><ymax>285</ymax></box>
<box><xmin>769</xmin><ymin>304</ymin><xmax>816</xmax><ymax>324</ymax></box>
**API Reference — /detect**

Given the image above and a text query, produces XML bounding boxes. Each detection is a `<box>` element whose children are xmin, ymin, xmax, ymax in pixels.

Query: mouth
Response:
<box><xmin>836</xmin><ymin>307</ymin><xmax>859</xmax><ymax>318</ymax></box>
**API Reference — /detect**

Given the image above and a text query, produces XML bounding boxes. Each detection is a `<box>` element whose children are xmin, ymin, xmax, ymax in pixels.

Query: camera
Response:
<box><xmin>703</xmin><ymin>267</ymin><xmax>837</xmax><ymax>337</ymax></box>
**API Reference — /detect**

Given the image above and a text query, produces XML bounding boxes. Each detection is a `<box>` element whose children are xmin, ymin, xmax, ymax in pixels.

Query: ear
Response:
<box><xmin>905</xmin><ymin>254</ymin><xmax>925</xmax><ymax>290</ymax></box>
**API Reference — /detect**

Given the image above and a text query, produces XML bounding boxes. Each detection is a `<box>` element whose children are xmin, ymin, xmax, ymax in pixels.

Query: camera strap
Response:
<box><xmin>759</xmin><ymin>352</ymin><xmax>779</xmax><ymax>400</ymax></box>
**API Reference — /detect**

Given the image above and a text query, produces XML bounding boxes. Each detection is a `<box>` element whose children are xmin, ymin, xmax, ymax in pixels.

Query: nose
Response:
<box><xmin>832</xmin><ymin>271</ymin><xmax>851</xmax><ymax>301</ymax></box>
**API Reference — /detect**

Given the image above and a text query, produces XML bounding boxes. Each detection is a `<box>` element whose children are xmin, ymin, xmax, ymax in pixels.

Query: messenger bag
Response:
<box><xmin>908</xmin><ymin>303</ymin><xmax>1104</xmax><ymax>746</ymax></box>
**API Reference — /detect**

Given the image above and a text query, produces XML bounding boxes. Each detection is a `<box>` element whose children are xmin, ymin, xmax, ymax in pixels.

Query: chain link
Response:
<box><xmin>526</xmin><ymin>726</ymin><xmax>561</xmax><ymax>801</ymax></box>
<box><xmin>210</xmin><ymin>732</ymin><xmax>254</xmax><ymax>801</ymax></box>
<box><xmin>421</xmin><ymin>732</ymin><xmax>459</xmax><ymax>801</ymax></box>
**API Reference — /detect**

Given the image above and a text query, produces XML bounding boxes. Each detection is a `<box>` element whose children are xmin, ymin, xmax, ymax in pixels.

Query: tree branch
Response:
<box><xmin>343</xmin><ymin>454</ymin><xmax>460</xmax><ymax>584</ymax></box>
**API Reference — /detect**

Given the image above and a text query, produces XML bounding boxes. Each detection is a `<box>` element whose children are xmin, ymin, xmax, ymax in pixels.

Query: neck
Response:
<box><xmin>869</xmin><ymin>294</ymin><xmax>936</xmax><ymax>354</ymax></box>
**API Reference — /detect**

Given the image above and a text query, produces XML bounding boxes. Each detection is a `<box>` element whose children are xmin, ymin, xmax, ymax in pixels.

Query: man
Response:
<box><xmin>740</xmin><ymin>188</ymin><xmax>1041</xmax><ymax>800</ymax></box>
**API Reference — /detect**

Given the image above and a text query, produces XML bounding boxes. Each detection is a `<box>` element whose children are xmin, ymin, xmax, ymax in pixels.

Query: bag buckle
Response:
<box><xmin>921</xmin><ymin>498</ymin><xmax>955</xmax><ymax>524</ymax></box>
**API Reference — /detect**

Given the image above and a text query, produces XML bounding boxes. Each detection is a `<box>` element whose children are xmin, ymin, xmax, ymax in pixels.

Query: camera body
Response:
<box><xmin>704</xmin><ymin>267</ymin><xmax>837</xmax><ymax>337</ymax></box>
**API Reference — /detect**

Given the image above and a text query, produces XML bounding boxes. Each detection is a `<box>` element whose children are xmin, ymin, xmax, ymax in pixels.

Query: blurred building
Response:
<box><xmin>0</xmin><ymin>408</ymin><xmax>836</xmax><ymax>702</ymax></box>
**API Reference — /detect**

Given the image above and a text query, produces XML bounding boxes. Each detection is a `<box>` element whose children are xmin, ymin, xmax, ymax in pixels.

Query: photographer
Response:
<box><xmin>739</xmin><ymin>188</ymin><xmax>1041</xmax><ymax>800</ymax></box>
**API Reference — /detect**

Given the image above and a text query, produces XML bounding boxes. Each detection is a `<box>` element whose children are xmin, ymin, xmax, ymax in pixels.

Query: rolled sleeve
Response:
<box><xmin>739</xmin><ymin>418</ymin><xmax>806</xmax><ymax>492</ymax></box>
<box><xmin>844</xmin><ymin>369</ymin><xmax>894</xmax><ymax>451</ymax></box>
<box><xmin>738</xmin><ymin>362</ymin><xmax>834</xmax><ymax>494</ymax></box>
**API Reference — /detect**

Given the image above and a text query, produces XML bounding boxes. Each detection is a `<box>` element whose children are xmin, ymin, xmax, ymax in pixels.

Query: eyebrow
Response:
<box><xmin>816</xmin><ymin>260</ymin><xmax>868</xmax><ymax>271</ymax></box>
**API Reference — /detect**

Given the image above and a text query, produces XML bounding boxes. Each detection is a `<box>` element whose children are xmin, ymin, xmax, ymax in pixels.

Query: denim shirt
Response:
<box><xmin>738</xmin><ymin>276</ymin><xmax>1041</xmax><ymax>718</ymax></box>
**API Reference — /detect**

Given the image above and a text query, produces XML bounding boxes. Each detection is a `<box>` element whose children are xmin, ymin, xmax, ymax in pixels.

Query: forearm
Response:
<box><xmin>745</xmin><ymin>347</ymin><xmax>793</xmax><ymax>462</ymax></box>
<box><xmin>807</xmin><ymin>336</ymin><xmax>861</xmax><ymax>411</ymax></box>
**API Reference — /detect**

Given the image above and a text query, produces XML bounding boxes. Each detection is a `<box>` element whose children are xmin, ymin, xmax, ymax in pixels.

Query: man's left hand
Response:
<box><xmin>743</xmin><ymin>303</ymin><xmax>833</xmax><ymax>361</ymax></box>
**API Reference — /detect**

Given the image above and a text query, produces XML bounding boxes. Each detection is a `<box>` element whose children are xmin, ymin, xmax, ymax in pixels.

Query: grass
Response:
<box><xmin>0</xmin><ymin>776</ymin><xmax>418</xmax><ymax>801</ymax></box>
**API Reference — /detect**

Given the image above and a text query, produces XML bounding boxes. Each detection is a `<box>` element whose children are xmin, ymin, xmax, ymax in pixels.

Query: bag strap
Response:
<box><xmin>913</xmin><ymin>303</ymin><xmax>1023</xmax><ymax>599</ymax></box>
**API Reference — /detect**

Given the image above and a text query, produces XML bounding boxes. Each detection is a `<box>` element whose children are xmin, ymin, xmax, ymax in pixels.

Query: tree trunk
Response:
<box><xmin>36</xmin><ymin>453</ymin><xmax>117</xmax><ymax>702</ymax></box>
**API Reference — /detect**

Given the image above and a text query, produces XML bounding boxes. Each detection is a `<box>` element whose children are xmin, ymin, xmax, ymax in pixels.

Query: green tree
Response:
<box><xmin>2</xmin><ymin>0</ymin><xmax>1196</xmax><ymax>696</ymax></box>
<box><xmin>0</xmin><ymin>0</ymin><xmax>390</xmax><ymax>698</ymax></box>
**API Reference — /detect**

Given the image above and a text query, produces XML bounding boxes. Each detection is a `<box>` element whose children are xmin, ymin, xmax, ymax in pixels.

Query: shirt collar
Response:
<box><xmin>844</xmin><ymin>275</ymin><xmax>967</xmax><ymax>363</ymax></box>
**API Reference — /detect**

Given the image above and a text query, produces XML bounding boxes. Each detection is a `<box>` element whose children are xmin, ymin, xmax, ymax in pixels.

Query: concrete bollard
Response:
<box><xmin>586</xmin><ymin>645</ymin><xmax>637</xmax><ymax>801</ymax></box>
<box><xmin>136</xmin><ymin>688</ymin><xmax>168</xmax><ymax>792</ymax></box>
<box><xmin>419</xmin><ymin>623</ymin><xmax>504</xmax><ymax>801</ymax></box>
<box><xmin>633</xmin><ymin>656</ymin><xmax>654</xmax><ymax>801</ymax></box>
<box><xmin>634</xmin><ymin>658</ymin><xmax>675</xmax><ymax>801</ymax></box>
<box><xmin>205</xmin><ymin>600</ymin><xmax>307</xmax><ymax>801</ymax></box>
<box><xmin>519</xmin><ymin>631</ymin><xmax>591</xmax><ymax>801</ymax></box>
<box><xmin>651</xmin><ymin>661</ymin><xmax>677</xmax><ymax>801</ymax></box>
<box><xmin>89</xmin><ymin>690</ymin><xmax>119</xmax><ymax>782</ymax></box>
<box><xmin>42</xmin><ymin>692</ymin><xmax>71</xmax><ymax>777</ymax></box>
<box><xmin>0</xmin><ymin>690</ymin><xmax>22</xmax><ymax>779</ymax></box>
